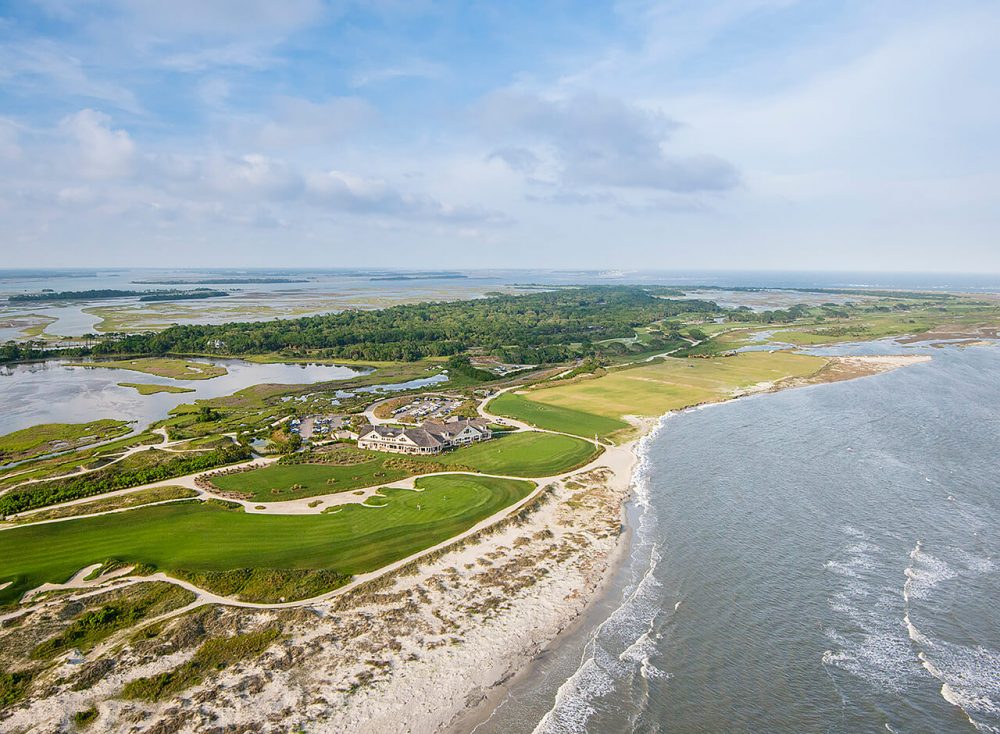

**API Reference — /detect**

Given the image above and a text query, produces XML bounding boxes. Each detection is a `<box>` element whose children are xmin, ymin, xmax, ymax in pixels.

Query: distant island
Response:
<box><xmin>132</xmin><ymin>278</ymin><xmax>309</xmax><ymax>285</ymax></box>
<box><xmin>8</xmin><ymin>289</ymin><xmax>228</xmax><ymax>303</ymax></box>
<box><xmin>369</xmin><ymin>274</ymin><xmax>469</xmax><ymax>281</ymax></box>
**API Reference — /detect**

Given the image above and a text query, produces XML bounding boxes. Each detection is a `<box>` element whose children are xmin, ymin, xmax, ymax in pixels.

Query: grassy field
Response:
<box><xmin>67</xmin><ymin>358</ymin><xmax>227</xmax><ymax>380</ymax></box>
<box><xmin>0</xmin><ymin>420</ymin><xmax>132</xmax><ymax>464</ymax></box>
<box><xmin>488</xmin><ymin>393</ymin><xmax>630</xmax><ymax>440</ymax></box>
<box><xmin>0</xmin><ymin>474</ymin><xmax>535</xmax><ymax>606</ymax></box>
<box><xmin>501</xmin><ymin>352</ymin><xmax>829</xmax><ymax>432</ymax></box>
<box><xmin>6</xmin><ymin>486</ymin><xmax>198</xmax><ymax>524</ymax></box>
<box><xmin>118</xmin><ymin>382</ymin><xmax>196</xmax><ymax>395</ymax></box>
<box><xmin>211</xmin><ymin>431</ymin><xmax>596</xmax><ymax>501</ymax></box>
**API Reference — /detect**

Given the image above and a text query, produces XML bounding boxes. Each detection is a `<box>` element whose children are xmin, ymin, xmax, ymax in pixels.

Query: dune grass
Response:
<box><xmin>30</xmin><ymin>583</ymin><xmax>195</xmax><ymax>660</ymax></box>
<box><xmin>0</xmin><ymin>474</ymin><xmax>535</xmax><ymax>606</ymax></box>
<box><xmin>120</xmin><ymin>626</ymin><xmax>281</xmax><ymax>701</ymax></box>
<box><xmin>211</xmin><ymin>431</ymin><xmax>595</xmax><ymax>502</ymax></box>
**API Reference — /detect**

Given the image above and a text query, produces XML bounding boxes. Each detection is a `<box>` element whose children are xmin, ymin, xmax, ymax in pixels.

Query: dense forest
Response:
<box><xmin>82</xmin><ymin>286</ymin><xmax>722</xmax><ymax>363</ymax></box>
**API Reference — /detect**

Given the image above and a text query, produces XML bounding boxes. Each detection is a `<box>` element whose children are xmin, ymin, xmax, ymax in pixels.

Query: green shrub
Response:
<box><xmin>120</xmin><ymin>627</ymin><xmax>281</xmax><ymax>701</ymax></box>
<box><xmin>0</xmin><ymin>669</ymin><xmax>34</xmax><ymax>709</ymax></box>
<box><xmin>73</xmin><ymin>706</ymin><xmax>99</xmax><ymax>728</ymax></box>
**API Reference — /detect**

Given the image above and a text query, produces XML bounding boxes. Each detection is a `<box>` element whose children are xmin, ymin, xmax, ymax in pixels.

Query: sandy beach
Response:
<box><xmin>1</xmin><ymin>354</ymin><xmax>932</xmax><ymax>734</ymax></box>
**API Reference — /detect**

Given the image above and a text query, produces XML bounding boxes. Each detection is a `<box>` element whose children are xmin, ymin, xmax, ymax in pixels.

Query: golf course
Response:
<box><xmin>0</xmin><ymin>474</ymin><xmax>535</xmax><ymax>606</ymax></box>
<box><xmin>211</xmin><ymin>430</ymin><xmax>598</xmax><ymax>501</ymax></box>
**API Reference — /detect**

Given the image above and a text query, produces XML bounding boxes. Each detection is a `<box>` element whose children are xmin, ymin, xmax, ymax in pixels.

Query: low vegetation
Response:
<box><xmin>66</xmin><ymin>358</ymin><xmax>228</xmax><ymax>380</ymax></box>
<box><xmin>120</xmin><ymin>626</ymin><xmax>281</xmax><ymax>701</ymax></box>
<box><xmin>0</xmin><ymin>420</ymin><xmax>132</xmax><ymax>464</ymax></box>
<box><xmin>31</xmin><ymin>583</ymin><xmax>195</xmax><ymax>660</ymax></box>
<box><xmin>0</xmin><ymin>444</ymin><xmax>251</xmax><ymax>516</ymax></box>
<box><xmin>7</xmin><ymin>486</ymin><xmax>197</xmax><ymax>524</ymax></box>
<box><xmin>117</xmin><ymin>382</ymin><xmax>196</xmax><ymax>395</ymax></box>
<box><xmin>500</xmin><ymin>352</ymin><xmax>829</xmax><ymax>435</ymax></box>
<box><xmin>0</xmin><ymin>668</ymin><xmax>35</xmax><ymax>709</ymax></box>
<box><xmin>73</xmin><ymin>707</ymin><xmax>99</xmax><ymax>728</ymax></box>
<box><xmin>489</xmin><ymin>393</ymin><xmax>630</xmax><ymax>439</ymax></box>
<box><xmin>172</xmin><ymin>568</ymin><xmax>349</xmax><ymax>603</ymax></box>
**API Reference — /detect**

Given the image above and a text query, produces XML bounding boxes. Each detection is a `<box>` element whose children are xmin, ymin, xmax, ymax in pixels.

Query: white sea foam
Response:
<box><xmin>533</xmin><ymin>414</ymin><xmax>671</xmax><ymax>734</ymax></box>
<box><xmin>903</xmin><ymin>546</ymin><xmax>957</xmax><ymax>601</ymax></box>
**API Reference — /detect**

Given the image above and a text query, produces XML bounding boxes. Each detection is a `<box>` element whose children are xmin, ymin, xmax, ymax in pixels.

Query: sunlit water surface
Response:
<box><xmin>476</xmin><ymin>343</ymin><xmax>1000</xmax><ymax>734</ymax></box>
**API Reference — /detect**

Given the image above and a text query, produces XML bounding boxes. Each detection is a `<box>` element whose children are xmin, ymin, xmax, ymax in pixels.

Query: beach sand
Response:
<box><xmin>2</xmin><ymin>355</ymin><xmax>931</xmax><ymax>734</ymax></box>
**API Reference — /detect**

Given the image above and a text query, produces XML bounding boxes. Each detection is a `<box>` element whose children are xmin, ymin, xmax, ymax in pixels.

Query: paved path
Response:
<box><xmin>2</xmin><ymin>361</ymin><xmax>635</xmax><ymax>621</ymax></box>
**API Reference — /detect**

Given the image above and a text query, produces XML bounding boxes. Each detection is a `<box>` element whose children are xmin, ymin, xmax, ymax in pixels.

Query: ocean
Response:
<box><xmin>475</xmin><ymin>342</ymin><xmax>999</xmax><ymax>733</ymax></box>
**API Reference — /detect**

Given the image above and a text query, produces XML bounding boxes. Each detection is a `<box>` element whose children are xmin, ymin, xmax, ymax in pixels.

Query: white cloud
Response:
<box><xmin>479</xmin><ymin>91</ymin><xmax>739</xmax><ymax>193</ymax></box>
<box><xmin>0</xmin><ymin>118</ymin><xmax>22</xmax><ymax>159</ymax></box>
<box><xmin>58</xmin><ymin>109</ymin><xmax>136</xmax><ymax>179</ymax></box>
<box><xmin>350</xmin><ymin>59</ymin><xmax>447</xmax><ymax>87</ymax></box>
<box><xmin>257</xmin><ymin>96</ymin><xmax>377</xmax><ymax>148</ymax></box>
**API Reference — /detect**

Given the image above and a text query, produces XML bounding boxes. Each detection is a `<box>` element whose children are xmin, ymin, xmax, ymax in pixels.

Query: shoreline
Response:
<box><xmin>1</xmin><ymin>353</ymin><xmax>935</xmax><ymax>733</ymax></box>
<box><xmin>435</xmin><ymin>352</ymin><xmax>935</xmax><ymax>733</ymax></box>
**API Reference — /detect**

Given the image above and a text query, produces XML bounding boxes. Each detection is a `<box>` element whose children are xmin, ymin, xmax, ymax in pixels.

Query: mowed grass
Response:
<box><xmin>211</xmin><ymin>431</ymin><xmax>597</xmax><ymax>502</ymax></box>
<box><xmin>488</xmin><ymin>393</ymin><xmax>629</xmax><ymax>440</ymax></box>
<box><xmin>509</xmin><ymin>352</ymin><xmax>829</xmax><ymax>426</ymax></box>
<box><xmin>444</xmin><ymin>430</ymin><xmax>597</xmax><ymax>476</ymax></box>
<box><xmin>0</xmin><ymin>474</ymin><xmax>534</xmax><ymax>606</ymax></box>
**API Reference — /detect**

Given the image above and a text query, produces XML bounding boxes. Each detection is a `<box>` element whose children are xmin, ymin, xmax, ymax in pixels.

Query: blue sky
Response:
<box><xmin>1</xmin><ymin>0</ymin><xmax>998</xmax><ymax>271</ymax></box>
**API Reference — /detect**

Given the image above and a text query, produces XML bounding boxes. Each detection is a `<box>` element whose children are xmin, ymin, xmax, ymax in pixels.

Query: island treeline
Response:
<box><xmin>88</xmin><ymin>287</ymin><xmax>721</xmax><ymax>363</ymax></box>
<box><xmin>8</xmin><ymin>289</ymin><xmax>227</xmax><ymax>303</ymax></box>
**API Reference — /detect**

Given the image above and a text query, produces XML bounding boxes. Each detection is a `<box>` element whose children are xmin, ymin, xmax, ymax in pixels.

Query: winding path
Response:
<box><xmin>2</xmin><ymin>383</ymin><xmax>631</xmax><ymax>631</ymax></box>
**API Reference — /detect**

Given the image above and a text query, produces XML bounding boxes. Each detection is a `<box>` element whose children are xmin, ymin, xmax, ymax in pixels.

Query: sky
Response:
<box><xmin>0</xmin><ymin>0</ymin><xmax>998</xmax><ymax>271</ymax></box>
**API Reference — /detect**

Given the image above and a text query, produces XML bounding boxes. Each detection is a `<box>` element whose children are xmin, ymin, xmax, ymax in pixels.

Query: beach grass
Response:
<box><xmin>0</xmin><ymin>474</ymin><xmax>535</xmax><ymax>606</ymax></box>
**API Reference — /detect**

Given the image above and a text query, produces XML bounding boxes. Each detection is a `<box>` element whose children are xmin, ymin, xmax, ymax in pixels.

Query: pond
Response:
<box><xmin>0</xmin><ymin>359</ymin><xmax>397</xmax><ymax>437</ymax></box>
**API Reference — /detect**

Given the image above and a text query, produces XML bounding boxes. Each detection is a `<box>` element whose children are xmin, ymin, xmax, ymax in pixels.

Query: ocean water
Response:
<box><xmin>476</xmin><ymin>343</ymin><xmax>999</xmax><ymax>733</ymax></box>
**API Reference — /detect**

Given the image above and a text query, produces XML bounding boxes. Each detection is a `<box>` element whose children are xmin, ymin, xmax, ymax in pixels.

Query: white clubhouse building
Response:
<box><xmin>357</xmin><ymin>417</ymin><xmax>493</xmax><ymax>455</ymax></box>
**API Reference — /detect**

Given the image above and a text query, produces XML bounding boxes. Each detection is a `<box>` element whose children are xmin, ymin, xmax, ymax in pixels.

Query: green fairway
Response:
<box><xmin>211</xmin><ymin>431</ymin><xmax>597</xmax><ymax>501</ymax></box>
<box><xmin>488</xmin><ymin>393</ymin><xmax>630</xmax><ymax>439</ymax></box>
<box><xmin>441</xmin><ymin>430</ymin><xmax>598</xmax><ymax>476</ymax></box>
<box><xmin>496</xmin><ymin>352</ymin><xmax>829</xmax><ymax>435</ymax></box>
<box><xmin>0</xmin><ymin>474</ymin><xmax>534</xmax><ymax>606</ymax></box>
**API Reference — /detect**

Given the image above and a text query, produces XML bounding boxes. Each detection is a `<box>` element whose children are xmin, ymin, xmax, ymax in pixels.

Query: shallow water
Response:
<box><xmin>0</xmin><ymin>359</ymin><xmax>377</xmax><ymax>437</ymax></box>
<box><xmin>477</xmin><ymin>343</ymin><xmax>1000</xmax><ymax>733</ymax></box>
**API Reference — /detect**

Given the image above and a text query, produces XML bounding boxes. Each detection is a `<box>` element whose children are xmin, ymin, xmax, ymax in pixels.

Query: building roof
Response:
<box><xmin>359</xmin><ymin>418</ymin><xmax>490</xmax><ymax>449</ymax></box>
